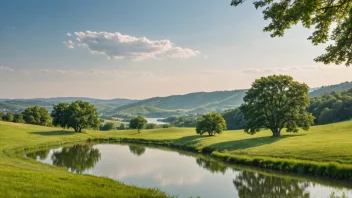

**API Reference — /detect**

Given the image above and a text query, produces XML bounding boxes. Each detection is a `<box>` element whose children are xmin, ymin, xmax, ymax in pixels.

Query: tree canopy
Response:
<box><xmin>129</xmin><ymin>116</ymin><xmax>147</xmax><ymax>133</ymax></box>
<box><xmin>52</xmin><ymin>101</ymin><xmax>100</xmax><ymax>132</ymax></box>
<box><xmin>307</xmin><ymin>88</ymin><xmax>352</xmax><ymax>125</ymax></box>
<box><xmin>222</xmin><ymin>108</ymin><xmax>246</xmax><ymax>130</ymax></box>
<box><xmin>231</xmin><ymin>0</ymin><xmax>352</xmax><ymax>66</ymax></box>
<box><xmin>196</xmin><ymin>113</ymin><xmax>227</xmax><ymax>136</ymax></box>
<box><xmin>240</xmin><ymin>75</ymin><xmax>315</xmax><ymax>136</ymax></box>
<box><xmin>22</xmin><ymin>106</ymin><xmax>52</xmax><ymax>126</ymax></box>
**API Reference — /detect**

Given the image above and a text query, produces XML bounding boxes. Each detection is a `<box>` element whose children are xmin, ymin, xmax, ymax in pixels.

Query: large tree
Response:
<box><xmin>22</xmin><ymin>106</ymin><xmax>52</xmax><ymax>126</ymax></box>
<box><xmin>196</xmin><ymin>113</ymin><xmax>227</xmax><ymax>136</ymax></box>
<box><xmin>129</xmin><ymin>116</ymin><xmax>147</xmax><ymax>133</ymax></box>
<box><xmin>240</xmin><ymin>75</ymin><xmax>315</xmax><ymax>137</ymax></box>
<box><xmin>51</xmin><ymin>101</ymin><xmax>100</xmax><ymax>132</ymax></box>
<box><xmin>231</xmin><ymin>0</ymin><xmax>352</xmax><ymax>66</ymax></box>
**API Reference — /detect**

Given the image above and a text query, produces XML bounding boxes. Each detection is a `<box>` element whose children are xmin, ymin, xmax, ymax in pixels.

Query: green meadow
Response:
<box><xmin>1</xmin><ymin>120</ymin><xmax>352</xmax><ymax>197</ymax></box>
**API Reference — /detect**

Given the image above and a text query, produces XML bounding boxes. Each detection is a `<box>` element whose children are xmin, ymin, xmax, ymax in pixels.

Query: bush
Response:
<box><xmin>100</xmin><ymin>122</ymin><xmax>115</xmax><ymax>131</ymax></box>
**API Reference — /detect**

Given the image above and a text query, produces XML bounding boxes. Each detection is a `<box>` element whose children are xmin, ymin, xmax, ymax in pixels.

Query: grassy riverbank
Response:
<box><xmin>0</xmin><ymin>121</ymin><xmax>171</xmax><ymax>198</ymax></box>
<box><xmin>1</xmin><ymin>120</ymin><xmax>352</xmax><ymax>197</ymax></box>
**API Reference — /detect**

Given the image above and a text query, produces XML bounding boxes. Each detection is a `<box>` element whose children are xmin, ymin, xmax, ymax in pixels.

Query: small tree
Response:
<box><xmin>99</xmin><ymin>122</ymin><xmax>114</xmax><ymax>131</ymax></box>
<box><xmin>118</xmin><ymin>123</ymin><xmax>125</xmax><ymax>130</ymax></box>
<box><xmin>129</xmin><ymin>116</ymin><xmax>147</xmax><ymax>133</ymax></box>
<box><xmin>23</xmin><ymin>106</ymin><xmax>52</xmax><ymax>126</ymax></box>
<box><xmin>196</xmin><ymin>113</ymin><xmax>226</xmax><ymax>136</ymax></box>
<box><xmin>52</xmin><ymin>101</ymin><xmax>100</xmax><ymax>132</ymax></box>
<box><xmin>240</xmin><ymin>75</ymin><xmax>315</xmax><ymax>137</ymax></box>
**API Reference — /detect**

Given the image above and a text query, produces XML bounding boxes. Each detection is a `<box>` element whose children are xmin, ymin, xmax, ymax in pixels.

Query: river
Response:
<box><xmin>27</xmin><ymin>144</ymin><xmax>352</xmax><ymax>198</ymax></box>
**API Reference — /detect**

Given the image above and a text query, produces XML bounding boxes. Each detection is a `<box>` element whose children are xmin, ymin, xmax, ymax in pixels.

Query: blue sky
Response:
<box><xmin>0</xmin><ymin>0</ymin><xmax>351</xmax><ymax>99</ymax></box>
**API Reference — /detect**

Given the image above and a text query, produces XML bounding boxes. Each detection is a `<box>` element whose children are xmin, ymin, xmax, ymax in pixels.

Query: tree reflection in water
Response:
<box><xmin>51</xmin><ymin>145</ymin><xmax>101</xmax><ymax>174</ymax></box>
<box><xmin>26</xmin><ymin>150</ymin><xmax>50</xmax><ymax>160</ymax></box>
<box><xmin>128</xmin><ymin>145</ymin><xmax>146</xmax><ymax>156</ymax></box>
<box><xmin>233</xmin><ymin>171</ymin><xmax>310</xmax><ymax>198</ymax></box>
<box><xmin>195</xmin><ymin>157</ymin><xmax>228</xmax><ymax>174</ymax></box>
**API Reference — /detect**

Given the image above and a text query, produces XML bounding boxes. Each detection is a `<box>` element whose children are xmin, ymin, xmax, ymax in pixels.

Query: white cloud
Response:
<box><xmin>63</xmin><ymin>40</ymin><xmax>75</xmax><ymax>49</ymax></box>
<box><xmin>66</xmin><ymin>32</ymin><xmax>72</xmax><ymax>36</ymax></box>
<box><xmin>64</xmin><ymin>31</ymin><xmax>200</xmax><ymax>60</ymax></box>
<box><xmin>0</xmin><ymin>66</ymin><xmax>14</xmax><ymax>72</ymax></box>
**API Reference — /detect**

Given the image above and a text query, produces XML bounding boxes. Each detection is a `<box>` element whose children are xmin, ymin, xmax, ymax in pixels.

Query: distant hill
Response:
<box><xmin>309</xmin><ymin>81</ymin><xmax>352</xmax><ymax>97</ymax></box>
<box><xmin>0</xmin><ymin>98</ymin><xmax>137</xmax><ymax>113</ymax></box>
<box><xmin>109</xmin><ymin>90</ymin><xmax>247</xmax><ymax>117</ymax></box>
<box><xmin>2</xmin><ymin>81</ymin><xmax>352</xmax><ymax>117</ymax></box>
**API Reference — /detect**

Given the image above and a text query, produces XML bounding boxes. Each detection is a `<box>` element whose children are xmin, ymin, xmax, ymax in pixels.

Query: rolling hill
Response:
<box><xmin>309</xmin><ymin>81</ymin><xmax>352</xmax><ymax>97</ymax></box>
<box><xmin>109</xmin><ymin>90</ymin><xmax>247</xmax><ymax>117</ymax></box>
<box><xmin>2</xmin><ymin>81</ymin><xmax>352</xmax><ymax>117</ymax></box>
<box><xmin>0</xmin><ymin>98</ymin><xmax>137</xmax><ymax>113</ymax></box>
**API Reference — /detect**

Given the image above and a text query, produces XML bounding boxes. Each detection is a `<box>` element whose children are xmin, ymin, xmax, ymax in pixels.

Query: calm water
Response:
<box><xmin>27</xmin><ymin>144</ymin><xmax>352</xmax><ymax>198</ymax></box>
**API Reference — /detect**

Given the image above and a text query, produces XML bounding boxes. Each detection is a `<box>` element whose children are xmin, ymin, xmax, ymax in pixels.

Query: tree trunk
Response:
<box><xmin>138</xmin><ymin>128</ymin><xmax>140</xmax><ymax>133</ymax></box>
<box><xmin>272</xmin><ymin>128</ymin><xmax>281</xmax><ymax>137</ymax></box>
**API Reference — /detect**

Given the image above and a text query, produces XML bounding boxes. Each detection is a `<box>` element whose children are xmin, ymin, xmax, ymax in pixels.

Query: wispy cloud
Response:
<box><xmin>240</xmin><ymin>65</ymin><xmax>328</xmax><ymax>74</ymax></box>
<box><xmin>66</xmin><ymin>32</ymin><xmax>72</xmax><ymax>36</ymax></box>
<box><xmin>64</xmin><ymin>31</ymin><xmax>200</xmax><ymax>60</ymax></box>
<box><xmin>63</xmin><ymin>40</ymin><xmax>74</xmax><ymax>49</ymax></box>
<box><xmin>0</xmin><ymin>66</ymin><xmax>14</xmax><ymax>72</ymax></box>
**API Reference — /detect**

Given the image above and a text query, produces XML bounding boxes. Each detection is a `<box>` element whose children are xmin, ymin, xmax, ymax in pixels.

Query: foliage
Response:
<box><xmin>240</xmin><ymin>75</ymin><xmax>315</xmax><ymax>136</ymax></box>
<box><xmin>196</xmin><ymin>113</ymin><xmax>226</xmax><ymax>136</ymax></box>
<box><xmin>146</xmin><ymin>123</ymin><xmax>159</xmax><ymax>129</ymax></box>
<box><xmin>160</xmin><ymin>116</ymin><xmax>198</xmax><ymax>127</ymax></box>
<box><xmin>310</xmin><ymin>81</ymin><xmax>352</xmax><ymax>97</ymax></box>
<box><xmin>0</xmin><ymin>112</ymin><xmax>3</xmax><ymax>121</ymax></box>
<box><xmin>52</xmin><ymin>145</ymin><xmax>101</xmax><ymax>174</ymax></box>
<box><xmin>118</xmin><ymin>123</ymin><xmax>126</xmax><ymax>130</ymax></box>
<box><xmin>222</xmin><ymin>108</ymin><xmax>246</xmax><ymax>130</ymax></box>
<box><xmin>129</xmin><ymin>116</ymin><xmax>147</xmax><ymax>133</ymax></box>
<box><xmin>128</xmin><ymin>145</ymin><xmax>146</xmax><ymax>156</ymax></box>
<box><xmin>231</xmin><ymin>0</ymin><xmax>352</xmax><ymax>66</ymax></box>
<box><xmin>13</xmin><ymin>114</ymin><xmax>25</xmax><ymax>123</ymax></box>
<box><xmin>22</xmin><ymin>106</ymin><xmax>52</xmax><ymax>126</ymax></box>
<box><xmin>307</xmin><ymin>89</ymin><xmax>352</xmax><ymax>125</ymax></box>
<box><xmin>52</xmin><ymin>101</ymin><xmax>100</xmax><ymax>132</ymax></box>
<box><xmin>2</xmin><ymin>112</ymin><xmax>14</xmax><ymax>122</ymax></box>
<box><xmin>99</xmin><ymin>122</ymin><xmax>114</xmax><ymax>131</ymax></box>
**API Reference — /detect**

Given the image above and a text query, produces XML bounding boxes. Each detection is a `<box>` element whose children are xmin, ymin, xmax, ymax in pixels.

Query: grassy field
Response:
<box><xmin>1</xmin><ymin>120</ymin><xmax>352</xmax><ymax>197</ymax></box>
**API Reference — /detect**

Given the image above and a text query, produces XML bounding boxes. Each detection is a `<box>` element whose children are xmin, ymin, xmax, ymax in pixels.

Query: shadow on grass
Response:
<box><xmin>29</xmin><ymin>131</ymin><xmax>76</xmax><ymax>136</ymax></box>
<box><xmin>205</xmin><ymin>134</ymin><xmax>306</xmax><ymax>151</ymax></box>
<box><xmin>173</xmin><ymin>135</ymin><xmax>212</xmax><ymax>145</ymax></box>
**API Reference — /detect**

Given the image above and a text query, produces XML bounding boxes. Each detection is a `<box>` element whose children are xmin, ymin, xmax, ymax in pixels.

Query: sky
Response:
<box><xmin>0</xmin><ymin>0</ymin><xmax>351</xmax><ymax>99</ymax></box>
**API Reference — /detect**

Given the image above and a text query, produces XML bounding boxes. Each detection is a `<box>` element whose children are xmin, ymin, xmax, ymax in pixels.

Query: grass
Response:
<box><xmin>1</xmin><ymin>120</ymin><xmax>352</xmax><ymax>197</ymax></box>
<box><xmin>0</xmin><ymin>122</ymin><xmax>172</xmax><ymax>198</ymax></box>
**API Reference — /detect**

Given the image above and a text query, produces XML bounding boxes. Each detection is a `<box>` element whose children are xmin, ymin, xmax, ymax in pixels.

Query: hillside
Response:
<box><xmin>0</xmin><ymin>98</ymin><xmax>137</xmax><ymax>113</ymax></box>
<box><xmin>309</xmin><ymin>81</ymin><xmax>352</xmax><ymax>97</ymax></box>
<box><xmin>110</xmin><ymin>90</ymin><xmax>247</xmax><ymax>117</ymax></box>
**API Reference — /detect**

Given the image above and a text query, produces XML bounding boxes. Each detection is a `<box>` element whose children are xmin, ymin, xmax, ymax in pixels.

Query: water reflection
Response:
<box><xmin>26</xmin><ymin>150</ymin><xmax>50</xmax><ymax>160</ymax></box>
<box><xmin>51</xmin><ymin>145</ymin><xmax>101</xmax><ymax>173</ymax></box>
<box><xmin>196</xmin><ymin>157</ymin><xmax>228</xmax><ymax>174</ymax></box>
<box><xmin>28</xmin><ymin>144</ymin><xmax>352</xmax><ymax>198</ymax></box>
<box><xmin>233</xmin><ymin>171</ymin><xmax>310</xmax><ymax>198</ymax></box>
<box><xmin>128</xmin><ymin>145</ymin><xmax>146</xmax><ymax>156</ymax></box>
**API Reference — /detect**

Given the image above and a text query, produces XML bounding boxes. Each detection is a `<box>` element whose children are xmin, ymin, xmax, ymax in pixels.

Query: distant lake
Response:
<box><xmin>145</xmin><ymin>118</ymin><xmax>169</xmax><ymax>125</ymax></box>
<box><xmin>27</xmin><ymin>144</ymin><xmax>352</xmax><ymax>198</ymax></box>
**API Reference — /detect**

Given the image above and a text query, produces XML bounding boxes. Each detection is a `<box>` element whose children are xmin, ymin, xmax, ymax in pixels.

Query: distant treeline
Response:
<box><xmin>308</xmin><ymin>88</ymin><xmax>352</xmax><ymax>125</ymax></box>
